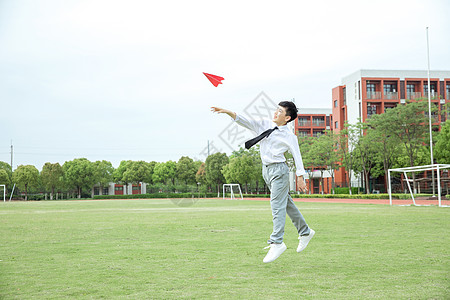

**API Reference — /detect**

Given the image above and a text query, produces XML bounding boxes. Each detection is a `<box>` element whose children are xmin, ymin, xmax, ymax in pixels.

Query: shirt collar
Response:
<box><xmin>273</xmin><ymin>122</ymin><xmax>289</xmax><ymax>131</ymax></box>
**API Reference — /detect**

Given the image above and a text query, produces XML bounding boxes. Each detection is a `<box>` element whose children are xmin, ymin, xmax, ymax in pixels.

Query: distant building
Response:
<box><xmin>332</xmin><ymin>69</ymin><xmax>450</xmax><ymax>191</ymax></box>
<box><xmin>294</xmin><ymin>108</ymin><xmax>333</xmax><ymax>194</ymax></box>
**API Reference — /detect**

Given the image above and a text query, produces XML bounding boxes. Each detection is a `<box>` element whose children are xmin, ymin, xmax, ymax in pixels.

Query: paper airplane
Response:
<box><xmin>203</xmin><ymin>72</ymin><xmax>224</xmax><ymax>87</ymax></box>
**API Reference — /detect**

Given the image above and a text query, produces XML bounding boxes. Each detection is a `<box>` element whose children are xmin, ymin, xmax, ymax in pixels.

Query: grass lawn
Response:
<box><xmin>0</xmin><ymin>199</ymin><xmax>449</xmax><ymax>299</ymax></box>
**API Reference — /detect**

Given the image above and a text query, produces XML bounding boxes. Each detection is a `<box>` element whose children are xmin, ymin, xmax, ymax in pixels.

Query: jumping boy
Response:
<box><xmin>211</xmin><ymin>101</ymin><xmax>315</xmax><ymax>263</ymax></box>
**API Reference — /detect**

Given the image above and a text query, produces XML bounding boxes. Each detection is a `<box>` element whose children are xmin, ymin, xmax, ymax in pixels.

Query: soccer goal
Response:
<box><xmin>223</xmin><ymin>184</ymin><xmax>243</xmax><ymax>200</ymax></box>
<box><xmin>388</xmin><ymin>164</ymin><xmax>450</xmax><ymax>207</ymax></box>
<box><xmin>0</xmin><ymin>185</ymin><xmax>5</xmax><ymax>202</ymax></box>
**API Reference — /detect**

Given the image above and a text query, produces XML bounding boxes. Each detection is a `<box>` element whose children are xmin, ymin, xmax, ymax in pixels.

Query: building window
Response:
<box><xmin>446</xmin><ymin>84</ymin><xmax>450</xmax><ymax>99</ymax></box>
<box><xmin>298</xmin><ymin>117</ymin><xmax>310</xmax><ymax>126</ymax></box>
<box><xmin>367</xmin><ymin>83</ymin><xmax>376</xmax><ymax>92</ymax></box>
<box><xmin>367</xmin><ymin>104</ymin><xmax>377</xmax><ymax>118</ymax></box>
<box><xmin>335</xmin><ymin>121</ymin><xmax>338</xmax><ymax>129</ymax></box>
<box><xmin>334</xmin><ymin>100</ymin><xmax>338</xmax><ymax>107</ymax></box>
<box><xmin>384</xmin><ymin>83</ymin><xmax>398</xmax><ymax>99</ymax></box>
<box><xmin>312</xmin><ymin>117</ymin><xmax>325</xmax><ymax>126</ymax></box>
<box><xmin>366</xmin><ymin>83</ymin><xmax>381</xmax><ymax>99</ymax></box>
<box><xmin>298</xmin><ymin>130</ymin><xmax>309</xmax><ymax>137</ymax></box>
<box><xmin>424</xmin><ymin>82</ymin><xmax>438</xmax><ymax>98</ymax></box>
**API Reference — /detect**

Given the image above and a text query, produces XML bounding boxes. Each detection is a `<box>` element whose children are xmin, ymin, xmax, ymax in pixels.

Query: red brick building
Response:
<box><xmin>332</xmin><ymin>69</ymin><xmax>450</xmax><ymax>191</ymax></box>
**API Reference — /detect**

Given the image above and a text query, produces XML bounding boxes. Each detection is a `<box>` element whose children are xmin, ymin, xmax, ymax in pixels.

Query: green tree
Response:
<box><xmin>351</xmin><ymin>121</ymin><xmax>381</xmax><ymax>194</ymax></box>
<box><xmin>195</xmin><ymin>162</ymin><xmax>208</xmax><ymax>191</ymax></box>
<box><xmin>113</xmin><ymin>160</ymin><xmax>132</xmax><ymax>195</ymax></box>
<box><xmin>298</xmin><ymin>136</ymin><xmax>315</xmax><ymax>193</ymax></box>
<box><xmin>337</xmin><ymin>122</ymin><xmax>358</xmax><ymax>194</ymax></box>
<box><xmin>123</xmin><ymin>161</ymin><xmax>151</xmax><ymax>188</ymax></box>
<box><xmin>386</xmin><ymin>101</ymin><xmax>433</xmax><ymax>192</ymax></box>
<box><xmin>226</xmin><ymin>147</ymin><xmax>261</xmax><ymax>193</ymax></box>
<box><xmin>0</xmin><ymin>169</ymin><xmax>11</xmax><ymax>190</ymax></box>
<box><xmin>222</xmin><ymin>155</ymin><xmax>254</xmax><ymax>194</ymax></box>
<box><xmin>147</xmin><ymin>161</ymin><xmax>157</xmax><ymax>184</ymax></box>
<box><xmin>435</xmin><ymin>120</ymin><xmax>450</xmax><ymax>163</ymax></box>
<box><xmin>63</xmin><ymin>158</ymin><xmax>96</xmax><ymax>198</ymax></box>
<box><xmin>153</xmin><ymin>161</ymin><xmax>177</xmax><ymax>185</ymax></box>
<box><xmin>367</xmin><ymin>112</ymin><xmax>402</xmax><ymax>190</ymax></box>
<box><xmin>176</xmin><ymin>156</ymin><xmax>197</xmax><ymax>185</ymax></box>
<box><xmin>93</xmin><ymin>160</ymin><xmax>114</xmax><ymax>195</ymax></box>
<box><xmin>41</xmin><ymin>162</ymin><xmax>64</xmax><ymax>200</ymax></box>
<box><xmin>308</xmin><ymin>131</ymin><xmax>340</xmax><ymax>194</ymax></box>
<box><xmin>205</xmin><ymin>153</ymin><xmax>229</xmax><ymax>196</ymax></box>
<box><xmin>12</xmin><ymin>165</ymin><xmax>39</xmax><ymax>200</ymax></box>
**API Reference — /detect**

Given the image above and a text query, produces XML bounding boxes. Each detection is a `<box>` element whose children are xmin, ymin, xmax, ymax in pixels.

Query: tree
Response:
<box><xmin>366</xmin><ymin>112</ymin><xmax>402</xmax><ymax>191</ymax></box>
<box><xmin>205</xmin><ymin>153</ymin><xmax>229</xmax><ymax>196</ymax></box>
<box><xmin>351</xmin><ymin>122</ymin><xmax>381</xmax><ymax>194</ymax></box>
<box><xmin>195</xmin><ymin>162</ymin><xmax>208</xmax><ymax>191</ymax></box>
<box><xmin>298</xmin><ymin>136</ymin><xmax>315</xmax><ymax>193</ymax></box>
<box><xmin>113</xmin><ymin>160</ymin><xmax>132</xmax><ymax>195</ymax></box>
<box><xmin>12</xmin><ymin>165</ymin><xmax>39</xmax><ymax>200</ymax></box>
<box><xmin>337</xmin><ymin>122</ymin><xmax>358</xmax><ymax>194</ymax></box>
<box><xmin>225</xmin><ymin>147</ymin><xmax>261</xmax><ymax>194</ymax></box>
<box><xmin>93</xmin><ymin>160</ymin><xmax>114</xmax><ymax>195</ymax></box>
<box><xmin>308</xmin><ymin>131</ymin><xmax>340</xmax><ymax>194</ymax></box>
<box><xmin>153</xmin><ymin>161</ymin><xmax>177</xmax><ymax>185</ymax></box>
<box><xmin>385</xmin><ymin>101</ymin><xmax>432</xmax><ymax>192</ymax></box>
<box><xmin>63</xmin><ymin>158</ymin><xmax>96</xmax><ymax>198</ymax></box>
<box><xmin>123</xmin><ymin>161</ymin><xmax>151</xmax><ymax>189</ymax></box>
<box><xmin>435</xmin><ymin>120</ymin><xmax>450</xmax><ymax>163</ymax></box>
<box><xmin>41</xmin><ymin>162</ymin><xmax>64</xmax><ymax>200</ymax></box>
<box><xmin>176</xmin><ymin>156</ymin><xmax>197</xmax><ymax>185</ymax></box>
<box><xmin>222</xmin><ymin>155</ymin><xmax>254</xmax><ymax>194</ymax></box>
<box><xmin>0</xmin><ymin>169</ymin><xmax>11</xmax><ymax>188</ymax></box>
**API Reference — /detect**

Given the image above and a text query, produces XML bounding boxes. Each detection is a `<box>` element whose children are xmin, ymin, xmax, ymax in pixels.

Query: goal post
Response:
<box><xmin>223</xmin><ymin>184</ymin><xmax>243</xmax><ymax>200</ymax></box>
<box><xmin>388</xmin><ymin>163</ymin><xmax>450</xmax><ymax>207</ymax></box>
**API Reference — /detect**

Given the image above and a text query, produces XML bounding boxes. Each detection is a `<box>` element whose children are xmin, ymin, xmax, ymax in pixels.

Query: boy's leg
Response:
<box><xmin>266</xmin><ymin>164</ymin><xmax>290</xmax><ymax>244</ymax></box>
<box><xmin>286</xmin><ymin>194</ymin><xmax>310</xmax><ymax>236</ymax></box>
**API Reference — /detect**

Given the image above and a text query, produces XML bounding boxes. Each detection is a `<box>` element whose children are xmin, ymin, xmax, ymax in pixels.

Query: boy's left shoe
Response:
<box><xmin>263</xmin><ymin>242</ymin><xmax>287</xmax><ymax>263</ymax></box>
<box><xmin>297</xmin><ymin>229</ymin><xmax>315</xmax><ymax>253</ymax></box>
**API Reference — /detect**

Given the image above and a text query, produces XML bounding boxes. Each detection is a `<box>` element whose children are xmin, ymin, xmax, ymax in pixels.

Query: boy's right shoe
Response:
<box><xmin>263</xmin><ymin>242</ymin><xmax>287</xmax><ymax>263</ymax></box>
<box><xmin>297</xmin><ymin>229</ymin><xmax>315</xmax><ymax>253</ymax></box>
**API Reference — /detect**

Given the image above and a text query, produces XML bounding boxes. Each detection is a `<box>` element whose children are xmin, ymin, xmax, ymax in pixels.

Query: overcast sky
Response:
<box><xmin>1</xmin><ymin>0</ymin><xmax>449</xmax><ymax>170</ymax></box>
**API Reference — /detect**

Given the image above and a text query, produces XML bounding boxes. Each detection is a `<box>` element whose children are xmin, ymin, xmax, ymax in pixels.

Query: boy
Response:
<box><xmin>211</xmin><ymin>101</ymin><xmax>315</xmax><ymax>263</ymax></box>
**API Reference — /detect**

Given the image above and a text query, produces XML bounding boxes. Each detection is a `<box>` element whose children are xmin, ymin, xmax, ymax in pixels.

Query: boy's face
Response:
<box><xmin>273</xmin><ymin>106</ymin><xmax>291</xmax><ymax>126</ymax></box>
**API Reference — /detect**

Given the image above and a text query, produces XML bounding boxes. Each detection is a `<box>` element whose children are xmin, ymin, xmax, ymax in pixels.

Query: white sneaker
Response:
<box><xmin>297</xmin><ymin>229</ymin><xmax>315</xmax><ymax>253</ymax></box>
<box><xmin>263</xmin><ymin>242</ymin><xmax>287</xmax><ymax>263</ymax></box>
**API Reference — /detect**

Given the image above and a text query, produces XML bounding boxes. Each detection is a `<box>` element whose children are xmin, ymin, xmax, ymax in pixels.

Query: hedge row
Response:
<box><xmin>93</xmin><ymin>192</ymin><xmax>217</xmax><ymax>200</ymax></box>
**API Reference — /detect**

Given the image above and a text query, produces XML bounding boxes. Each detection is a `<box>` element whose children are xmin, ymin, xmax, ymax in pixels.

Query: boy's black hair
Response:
<box><xmin>278</xmin><ymin>101</ymin><xmax>298</xmax><ymax>123</ymax></box>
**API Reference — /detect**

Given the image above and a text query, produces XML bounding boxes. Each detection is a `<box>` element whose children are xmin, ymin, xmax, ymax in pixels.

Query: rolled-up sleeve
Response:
<box><xmin>288</xmin><ymin>135</ymin><xmax>307</xmax><ymax>176</ymax></box>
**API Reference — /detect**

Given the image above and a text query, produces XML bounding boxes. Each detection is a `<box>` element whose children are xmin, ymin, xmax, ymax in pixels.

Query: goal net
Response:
<box><xmin>388</xmin><ymin>163</ymin><xmax>450</xmax><ymax>207</ymax></box>
<box><xmin>223</xmin><ymin>184</ymin><xmax>243</xmax><ymax>200</ymax></box>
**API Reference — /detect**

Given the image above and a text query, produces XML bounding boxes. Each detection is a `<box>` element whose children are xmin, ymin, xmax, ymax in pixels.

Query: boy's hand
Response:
<box><xmin>297</xmin><ymin>176</ymin><xmax>308</xmax><ymax>193</ymax></box>
<box><xmin>211</xmin><ymin>107</ymin><xmax>226</xmax><ymax>113</ymax></box>
<box><xmin>211</xmin><ymin>107</ymin><xmax>236</xmax><ymax>120</ymax></box>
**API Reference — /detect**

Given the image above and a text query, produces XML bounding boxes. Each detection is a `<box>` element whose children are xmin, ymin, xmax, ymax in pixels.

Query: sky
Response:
<box><xmin>1</xmin><ymin>0</ymin><xmax>450</xmax><ymax>170</ymax></box>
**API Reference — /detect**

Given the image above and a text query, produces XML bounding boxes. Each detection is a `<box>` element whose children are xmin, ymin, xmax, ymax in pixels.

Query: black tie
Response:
<box><xmin>245</xmin><ymin>127</ymin><xmax>278</xmax><ymax>149</ymax></box>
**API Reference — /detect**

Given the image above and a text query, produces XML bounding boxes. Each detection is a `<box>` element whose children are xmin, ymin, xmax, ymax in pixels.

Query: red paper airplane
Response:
<box><xmin>203</xmin><ymin>72</ymin><xmax>224</xmax><ymax>87</ymax></box>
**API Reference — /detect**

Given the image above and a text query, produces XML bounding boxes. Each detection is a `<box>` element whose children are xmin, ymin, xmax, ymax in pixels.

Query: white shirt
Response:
<box><xmin>234</xmin><ymin>114</ymin><xmax>306</xmax><ymax>177</ymax></box>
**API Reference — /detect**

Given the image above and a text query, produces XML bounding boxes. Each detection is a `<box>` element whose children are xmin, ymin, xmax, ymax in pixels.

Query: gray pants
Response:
<box><xmin>262</xmin><ymin>162</ymin><xmax>310</xmax><ymax>244</ymax></box>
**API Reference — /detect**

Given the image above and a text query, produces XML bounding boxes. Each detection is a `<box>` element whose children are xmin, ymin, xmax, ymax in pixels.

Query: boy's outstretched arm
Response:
<box><xmin>211</xmin><ymin>107</ymin><xmax>236</xmax><ymax>120</ymax></box>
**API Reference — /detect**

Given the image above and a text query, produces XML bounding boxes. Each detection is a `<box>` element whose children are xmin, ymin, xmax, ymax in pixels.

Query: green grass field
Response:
<box><xmin>0</xmin><ymin>199</ymin><xmax>449</xmax><ymax>299</ymax></box>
